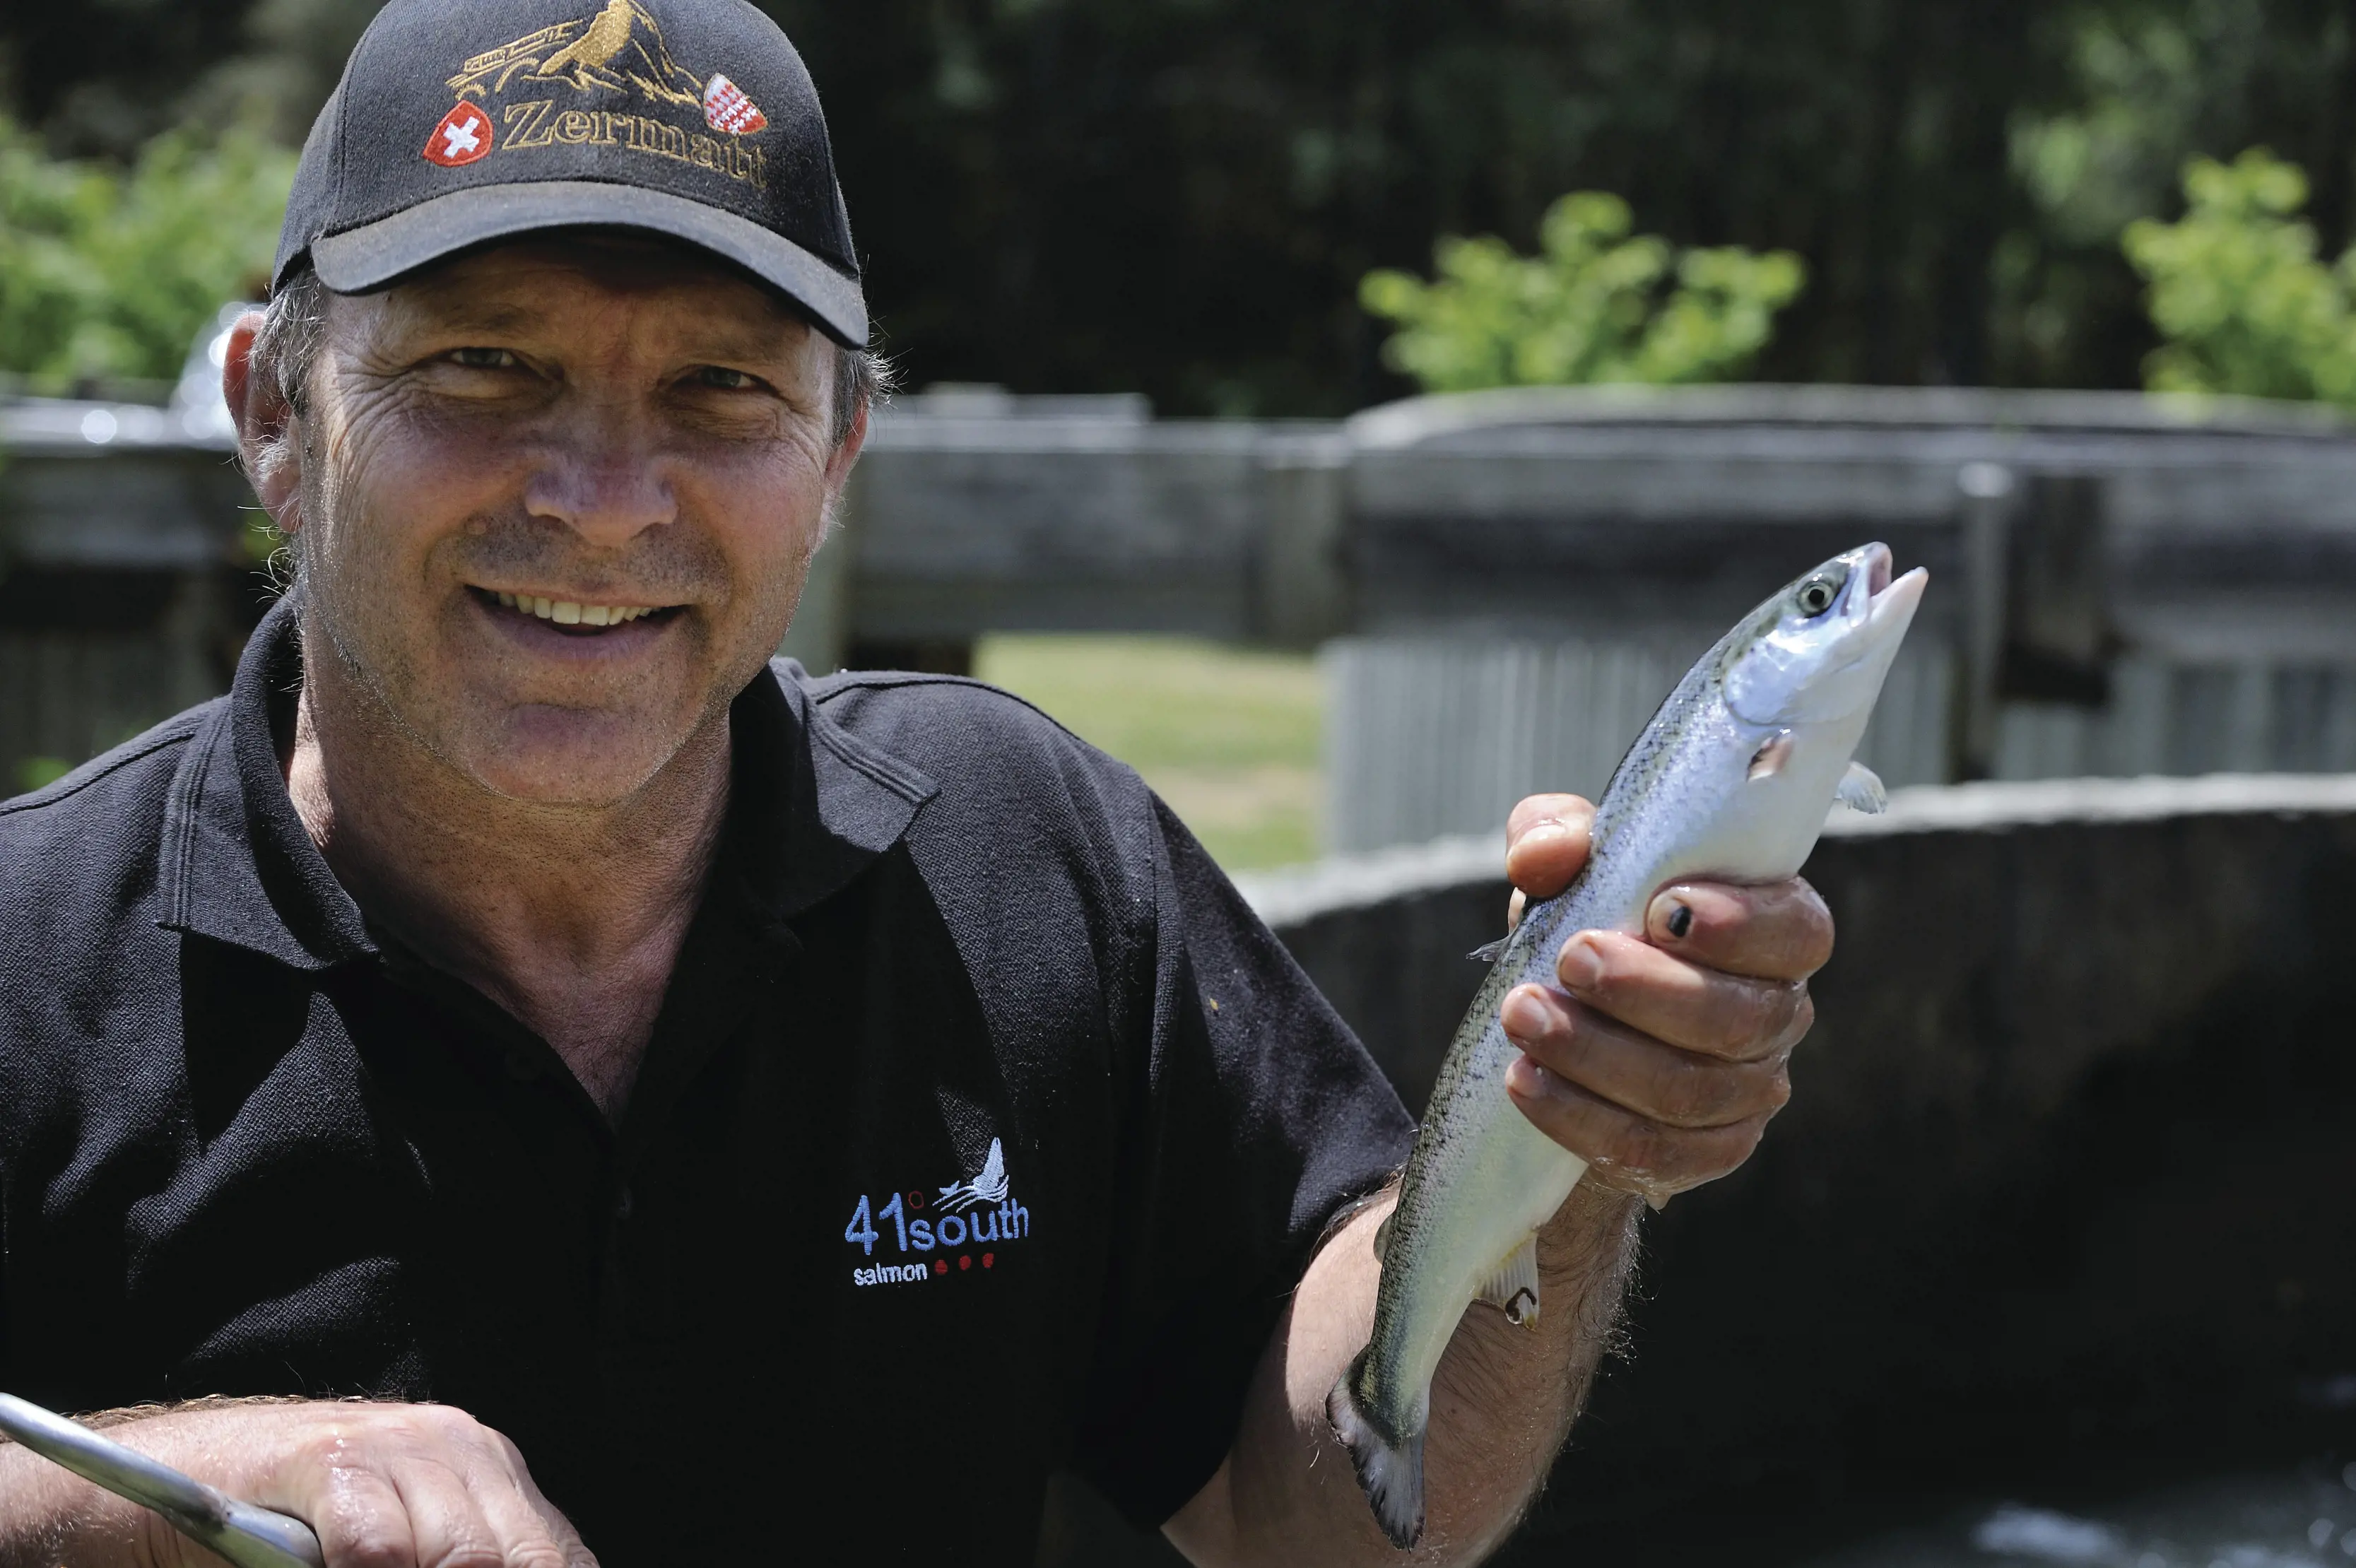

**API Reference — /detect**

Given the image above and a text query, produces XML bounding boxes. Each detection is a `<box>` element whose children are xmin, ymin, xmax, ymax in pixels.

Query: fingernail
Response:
<box><xmin>1504</xmin><ymin>1054</ymin><xmax>1548</xmax><ymax>1097</ymax></box>
<box><xmin>1500</xmin><ymin>989</ymin><xmax>1549</xmax><ymax>1042</ymax></box>
<box><xmin>1648</xmin><ymin>888</ymin><xmax>1701</xmax><ymax>941</ymax></box>
<box><xmin>1520</xmin><ymin>819</ymin><xmax>1573</xmax><ymax>848</ymax></box>
<box><xmin>1559</xmin><ymin>938</ymin><xmax>1603</xmax><ymax>992</ymax></box>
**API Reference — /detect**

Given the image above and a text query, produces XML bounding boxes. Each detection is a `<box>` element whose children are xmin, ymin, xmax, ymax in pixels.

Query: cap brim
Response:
<box><xmin>309</xmin><ymin>180</ymin><xmax>867</xmax><ymax>348</ymax></box>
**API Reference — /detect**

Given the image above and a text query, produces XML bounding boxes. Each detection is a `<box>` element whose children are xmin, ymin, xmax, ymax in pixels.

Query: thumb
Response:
<box><xmin>1504</xmin><ymin>794</ymin><xmax>1594</xmax><ymax>902</ymax></box>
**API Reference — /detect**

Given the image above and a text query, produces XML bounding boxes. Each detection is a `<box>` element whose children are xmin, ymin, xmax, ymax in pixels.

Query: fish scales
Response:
<box><xmin>1328</xmin><ymin>543</ymin><xmax>1926</xmax><ymax>1550</ymax></box>
<box><xmin>1358</xmin><ymin>684</ymin><xmax>1733</xmax><ymax>1380</ymax></box>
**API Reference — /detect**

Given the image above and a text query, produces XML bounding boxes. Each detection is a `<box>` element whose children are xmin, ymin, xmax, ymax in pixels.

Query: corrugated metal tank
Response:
<box><xmin>1323</xmin><ymin>386</ymin><xmax>2356</xmax><ymax>850</ymax></box>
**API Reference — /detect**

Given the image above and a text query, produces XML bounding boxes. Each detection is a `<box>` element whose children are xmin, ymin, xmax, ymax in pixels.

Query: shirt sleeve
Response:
<box><xmin>1069</xmin><ymin>798</ymin><xmax>1415</xmax><ymax>1528</ymax></box>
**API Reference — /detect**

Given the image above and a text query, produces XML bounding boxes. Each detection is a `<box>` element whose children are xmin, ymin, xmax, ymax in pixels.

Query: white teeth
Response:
<box><xmin>485</xmin><ymin>590</ymin><xmax>661</xmax><ymax>627</ymax></box>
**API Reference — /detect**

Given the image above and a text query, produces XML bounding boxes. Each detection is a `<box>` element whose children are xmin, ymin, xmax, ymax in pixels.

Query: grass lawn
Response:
<box><xmin>972</xmin><ymin>635</ymin><xmax>1324</xmax><ymax>870</ymax></box>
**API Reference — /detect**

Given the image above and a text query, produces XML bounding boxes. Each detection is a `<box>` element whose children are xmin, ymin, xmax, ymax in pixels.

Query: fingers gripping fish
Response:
<box><xmin>1326</xmin><ymin>543</ymin><xmax>1927</xmax><ymax>1549</ymax></box>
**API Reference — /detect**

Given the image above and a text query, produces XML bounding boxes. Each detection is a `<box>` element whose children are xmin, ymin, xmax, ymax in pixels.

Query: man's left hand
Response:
<box><xmin>1493</xmin><ymin>792</ymin><xmax>1834</xmax><ymax>1204</ymax></box>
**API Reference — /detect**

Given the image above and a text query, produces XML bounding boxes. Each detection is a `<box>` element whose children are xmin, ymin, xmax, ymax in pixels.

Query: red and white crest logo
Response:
<box><xmin>701</xmin><ymin>73</ymin><xmax>767</xmax><ymax>136</ymax></box>
<box><xmin>423</xmin><ymin>102</ymin><xmax>495</xmax><ymax>167</ymax></box>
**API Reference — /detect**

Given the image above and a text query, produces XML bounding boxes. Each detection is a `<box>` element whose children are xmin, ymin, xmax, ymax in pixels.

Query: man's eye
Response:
<box><xmin>447</xmin><ymin>348</ymin><xmax>518</xmax><ymax>369</ymax></box>
<box><xmin>691</xmin><ymin>366</ymin><xmax>760</xmax><ymax>391</ymax></box>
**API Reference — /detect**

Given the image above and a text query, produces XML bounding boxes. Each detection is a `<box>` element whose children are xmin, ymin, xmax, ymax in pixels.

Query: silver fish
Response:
<box><xmin>1326</xmin><ymin>543</ymin><xmax>1927</xmax><ymax>1549</ymax></box>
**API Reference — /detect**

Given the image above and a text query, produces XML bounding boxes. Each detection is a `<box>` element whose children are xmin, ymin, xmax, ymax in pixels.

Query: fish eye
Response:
<box><xmin>1796</xmin><ymin>576</ymin><xmax>1841</xmax><ymax>617</ymax></box>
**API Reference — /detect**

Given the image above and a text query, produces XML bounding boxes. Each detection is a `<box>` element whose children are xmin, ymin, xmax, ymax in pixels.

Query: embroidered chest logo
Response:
<box><xmin>428</xmin><ymin>0</ymin><xmax>769</xmax><ymax>188</ymax></box>
<box><xmin>843</xmin><ymin>1138</ymin><xmax>1030</xmax><ymax>1288</ymax></box>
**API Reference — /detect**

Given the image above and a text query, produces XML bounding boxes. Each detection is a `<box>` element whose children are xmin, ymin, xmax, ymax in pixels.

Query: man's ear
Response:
<box><xmin>825</xmin><ymin>394</ymin><xmax>871</xmax><ymax>492</ymax></box>
<box><xmin>223</xmin><ymin>310</ymin><xmax>306</xmax><ymax>536</ymax></box>
<box><xmin>817</xmin><ymin>393</ymin><xmax>869</xmax><ymax>541</ymax></box>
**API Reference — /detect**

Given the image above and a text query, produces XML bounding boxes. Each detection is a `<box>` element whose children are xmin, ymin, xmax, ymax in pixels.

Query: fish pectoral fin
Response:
<box><xmin>1372</xmin><ymin>1212</ymin><xmax>1394</xmax><ymax>1262</ymax></box>
<box><xmin>1835</xmin><ymin>760</ymin><xmax>1889</xmax><ymax>814</ymax></box>
<box><xmin>1468</xmin><ymin>937</ymin><xmax>1509</xmax><ymax>963</ymax></box>
<box><xmin>1475</xmin><ymin>1233</ymin><xmax>1541</xmax><ymax>1328</ymax></box>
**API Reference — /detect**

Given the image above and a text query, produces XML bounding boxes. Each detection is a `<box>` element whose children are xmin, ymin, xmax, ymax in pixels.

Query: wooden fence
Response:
<box><xmin>13</xmin><ymin>382</ymin><xmax>2356</xmax><ymax>849</ymax></box>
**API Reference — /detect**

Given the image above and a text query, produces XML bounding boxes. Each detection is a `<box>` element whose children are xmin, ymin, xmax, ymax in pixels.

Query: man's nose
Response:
<box><xmin>522</xmin><ymin>413</ymin><xmax>678</xmax><ymax>546</ymax></box>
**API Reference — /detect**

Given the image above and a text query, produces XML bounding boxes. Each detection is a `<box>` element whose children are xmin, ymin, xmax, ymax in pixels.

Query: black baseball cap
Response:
<box><xmin>273</xmin><ymin>0</ymin><xmax>866</xmax><ymax>347</ymax></box>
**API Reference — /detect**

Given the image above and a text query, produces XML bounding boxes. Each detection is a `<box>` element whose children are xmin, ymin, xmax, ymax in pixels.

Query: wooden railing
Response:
<box><xmin>13</xmin><ymin>383</ymin><xmax>2356</xmax><ymax>843</ymax></box>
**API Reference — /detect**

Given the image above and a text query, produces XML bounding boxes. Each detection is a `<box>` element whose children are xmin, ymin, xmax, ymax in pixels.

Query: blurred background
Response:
<box><xmin>13</xmin><ymin>3</ymin><xmax>2356</xmax><ymax>1565</ymax></box>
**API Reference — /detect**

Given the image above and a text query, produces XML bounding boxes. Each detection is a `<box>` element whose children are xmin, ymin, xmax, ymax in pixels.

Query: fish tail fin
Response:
<box><xmin>1326</xmin><ymin>1360</ymin><xmax>1425</xmax><ymax>1549</ymax></box>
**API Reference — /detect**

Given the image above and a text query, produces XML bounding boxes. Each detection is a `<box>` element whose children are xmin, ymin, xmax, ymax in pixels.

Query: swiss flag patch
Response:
<box><xmin>423</xmin><ymin>102</ymin><xmax>494</xmax><ymax>167</ymax></box>
<box><xmin>702</xmin><ymin>75</ymin><xmax>768</xmax><ymax>136</ymax></box>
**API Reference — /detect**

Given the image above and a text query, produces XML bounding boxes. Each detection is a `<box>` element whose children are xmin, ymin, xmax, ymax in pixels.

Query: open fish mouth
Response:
<box><xmin>1849</xmin><ymin>542</ymin><xmax>1926</xmax><ymax>632</ymax></box>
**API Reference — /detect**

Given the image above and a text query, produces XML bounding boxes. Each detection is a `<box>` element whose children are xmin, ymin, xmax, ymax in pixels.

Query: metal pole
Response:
<box><xmin>1953</xmin><ymin>461</ymin><xmax>2016</xmax><ymax>780</ymax></box>
<box><xmin>0</xmin><ymin>1392</ymin><xmax>324</xmax><ymax>1568</ymax></box>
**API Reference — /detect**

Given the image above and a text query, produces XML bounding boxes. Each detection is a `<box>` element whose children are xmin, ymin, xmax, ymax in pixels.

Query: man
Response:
<box><xmin>0</xmin><ymin>0</ymin><xmax>1830</xmax><ymax>1562</ymax></box>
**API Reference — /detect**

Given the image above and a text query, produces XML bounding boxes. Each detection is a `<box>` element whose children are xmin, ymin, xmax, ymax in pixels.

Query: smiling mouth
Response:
<box><xmin>470</xmin><ymin>586</ymin><xmax>681</xmax><ymax>634</ymax></box>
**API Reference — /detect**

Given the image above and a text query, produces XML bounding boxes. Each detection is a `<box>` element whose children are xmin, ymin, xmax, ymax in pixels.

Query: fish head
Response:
<box><xmin>1722</xmin><ymin>543</ymin><xmax>1927</xmax><ymax>728</ymax></box>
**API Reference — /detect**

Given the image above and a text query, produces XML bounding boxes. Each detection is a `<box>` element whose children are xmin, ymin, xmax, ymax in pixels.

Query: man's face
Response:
<box><xmin>259</xmin><ymin>236</ymin><xmax>857</xmax><ymax>806</ymax></box>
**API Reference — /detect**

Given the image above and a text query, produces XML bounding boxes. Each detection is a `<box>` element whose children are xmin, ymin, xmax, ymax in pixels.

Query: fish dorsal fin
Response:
<box><xmin>1835</xmin><ymin>760</ymin><xmax>1888</xmax><ymax>814</ymax></box>
<box><xmin>1476</xmin><ymin>1233</ymin><xmax>1541</xmax><ymax>1327</ymax></box>
<box><xmin>1373</xmin><ymin>1213</ymin><xmax>1395</xmax><ymax>1262</ymax></box>
<box><xmin>1468</xmin><ymin>937</ymin><xmax>1509</xmax><ymax>964</ymax></box>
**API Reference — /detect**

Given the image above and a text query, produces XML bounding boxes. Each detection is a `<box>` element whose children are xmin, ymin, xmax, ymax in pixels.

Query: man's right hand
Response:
<box><xmin>0</xmin><ymin>1400</ymin><xmax>594</xmax><ymax>1567</ymax></box>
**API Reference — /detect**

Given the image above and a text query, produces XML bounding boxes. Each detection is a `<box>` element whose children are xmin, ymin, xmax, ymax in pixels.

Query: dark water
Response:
<box><xmin>1805</xmin><ymin>1464</ymin><xmax>2356</xmax><ymax>1568</ymax></box>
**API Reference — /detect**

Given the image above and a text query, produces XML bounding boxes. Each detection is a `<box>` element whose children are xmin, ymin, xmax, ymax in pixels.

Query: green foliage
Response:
<box><xmin>1359</xmin><ymin>193</ymin><xmax>1806</xmax><ymax>393</ymax></box>
<box><xmin>755</xmin><ymin>0</ymin><xmax>2062</xmax><ymax>406</ymax></box>
<box><xmin>13</xmin><ymin>0</ymin><xmax>2356</xmax><ymax>408</ymax></box>
<box><xmin>2122</xmin><ymin>148</ymin><xmax>2356</xmax><ymax>404</ymax></box>
<box><xmin>12</xmin><ymin>757</ymin><xmax>71</xmax><ymax>794</ymax></box>
<box><xmin>1994</xmin><ymin>0</ymin><xmax>2356</xmax><ymax>390</ymax></box>
<box><xmin>0</xmin><ymin>116</ymin><xmax>294</xmax><ymax>387</ymax></box>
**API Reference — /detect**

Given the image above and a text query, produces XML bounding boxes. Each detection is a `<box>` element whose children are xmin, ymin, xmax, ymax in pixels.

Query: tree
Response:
<box><xmin>0</xmin><ymin>115</ymin><xmax>293</xmax><ymax>387</ymax></box>
<box><xmin>1994</xmin><ymin>0</ymin><xmax>2356</xmax><ymax>391</ymax></box>
<box><xmin>766</xmin><ymin>0</ymin><xmax>2046</xmax><ymax>410</ymax></box>
<box><xmin>2123</xmin><ymin>147</ymin><xmax>2356</xmax><ymax>404</ymax></box>
<box><xmin>14</xmin><ymin>0</ymin><xmax>2356</xmax><ymax>413</ymax></box>
<box><xmin>1359</xmin><ymin>191</ymin><xmax>1805</xmax><ymax>393</ymax></box>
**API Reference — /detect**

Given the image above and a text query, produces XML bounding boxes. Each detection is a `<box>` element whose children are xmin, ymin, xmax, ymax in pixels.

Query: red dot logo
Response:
<box><xmin>933</xmin><ymin>1259</ymin><xmax>947</xmax><ymax>1275</ymax></box>
<box><xmin>958</xmin><ymin>1255</ymin><xmax>972</xmax><ymax>1271</ymax></box>
<box><xmin>982</xmin><ymin>1253</ymin><xmax>995</xmax><ymax>1268</ymax></box>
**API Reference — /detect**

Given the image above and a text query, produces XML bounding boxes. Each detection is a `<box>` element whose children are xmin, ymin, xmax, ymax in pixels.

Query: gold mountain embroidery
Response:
<box><xmin>449</xmin><ymin>0</ymin><xmax>702</xmax><ymax>107</ymax></box>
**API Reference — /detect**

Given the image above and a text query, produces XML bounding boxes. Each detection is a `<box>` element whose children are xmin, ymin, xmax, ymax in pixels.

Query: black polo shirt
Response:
<box><xmin>0</xmin><ymin>599</ymin><xmax>1411</xmax><ymax>1564</ymax></box>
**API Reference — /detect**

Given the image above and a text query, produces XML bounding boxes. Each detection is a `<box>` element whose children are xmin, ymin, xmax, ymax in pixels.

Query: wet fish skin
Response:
<box><xmin>1326</xmin><ymin>543</ymin><xmax>1927</xmax><ymax>1550</ymax></box>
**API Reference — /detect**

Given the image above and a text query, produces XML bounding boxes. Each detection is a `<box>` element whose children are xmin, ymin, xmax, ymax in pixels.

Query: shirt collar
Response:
<box><xmin>158</xmin><ymin>596</ymin><xmax>938</xmax><ymax>969</ymax></box>
<box><xmin>721</xmin><ymin>652</ymin><xmax>940</xmax><ymax>924</ymax></box>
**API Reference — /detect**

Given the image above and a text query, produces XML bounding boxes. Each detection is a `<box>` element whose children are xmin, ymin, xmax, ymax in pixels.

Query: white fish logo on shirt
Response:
<box><xmin>842</xmin><ymin>1137</ymin><xmax>1032</xmax><ymax>1283</ymax></box>
<box><xmin>938</xmin><ymin>1138</ymin><xmax>1009</xmax><ymax>1213</ymax></box>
